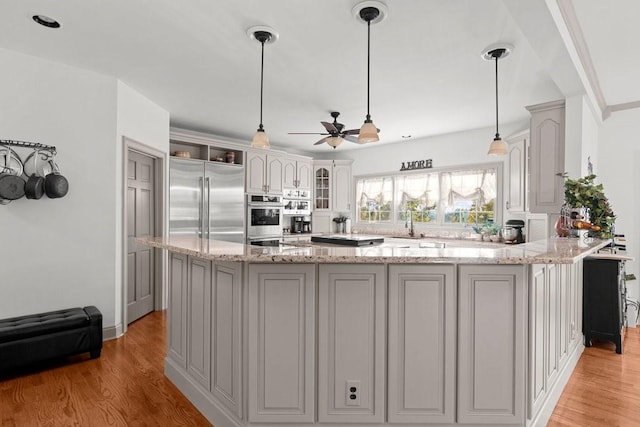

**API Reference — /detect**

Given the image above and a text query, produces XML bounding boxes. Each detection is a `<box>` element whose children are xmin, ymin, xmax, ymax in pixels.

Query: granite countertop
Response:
<box><xmin>138</xmin><ymin>235</ymin><xmax>611</xmax><ymax>264</ymax></box>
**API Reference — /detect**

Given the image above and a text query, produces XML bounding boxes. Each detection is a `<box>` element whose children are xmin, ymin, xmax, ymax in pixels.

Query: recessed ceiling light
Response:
<box><xmin>32</xmin><ymin>15</ymin><xmax>61</xmax><ymax>29</ymax></box>
<box><xmin>402</xmin><ymin>135</ymin><xmax>412</xmax><ymax>139</ymax></box>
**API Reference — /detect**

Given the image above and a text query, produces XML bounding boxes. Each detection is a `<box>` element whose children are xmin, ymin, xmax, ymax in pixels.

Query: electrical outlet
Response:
<box><xmin>346</xmin><ymin>380</ymin><xmax>361</xmax><ymax>406</ymax></box>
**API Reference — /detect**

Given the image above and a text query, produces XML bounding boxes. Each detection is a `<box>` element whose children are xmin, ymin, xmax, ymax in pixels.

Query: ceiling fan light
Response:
<box><xmin>251</xmin><ymin>128</ymin><xmax>270</xmax><ymax>148</ymax></box>
<box><xmin>487</xmin><ymin>136</ymin><xmax>507</xmax><ymax>155</ymax></box>
<box><xmin>326</xmin><ymin>136</ymin><xmax>343</xmax><ymax>148</ymax></box>
<box><xmin>358</xmin><ymin>120</ymin><xmax>379</xmax><ymax>143</ymax></box>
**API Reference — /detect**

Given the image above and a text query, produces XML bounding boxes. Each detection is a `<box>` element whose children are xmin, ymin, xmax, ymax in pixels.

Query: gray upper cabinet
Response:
<box><xmin>283</xmin><ymin>156</ymin><xmax>312</xmax><ymax>190</ymax></box>
<box><xmin>313</xmin><ymin>160</ymin><xmax>353</xmax><ymax>213</ymax></box>
<box><xmin>506</xmin><ymin>133</ymin><xmax>528</xmax><ymax>213</ymax></box>
<box><xmin>457</xmin><ymin>265</ymin><xmax>526</xmax><ymax>425</ymax></box>
<box><xmin>318</xmin><ymin>264</ymin><xmax>386</xmax><ymax>424</ymax></box>
<box><xmin>388</xmin><ymin>265</ymin><xmax>456</xmax><ymax>424</ymax></box>
<box><xmin>246</xmin><ymin>151</ymin><xmax>284</xmax><ymax>195</ymax></box>
<box><xmin>248</xmin><ymin>264</ymin><xmax>315</xmax><ymax>423</ymax></box>
<box><xmin>527</xmin><ymin>100</ymin><xmax>565</xmax><ymax>213</ymax></box>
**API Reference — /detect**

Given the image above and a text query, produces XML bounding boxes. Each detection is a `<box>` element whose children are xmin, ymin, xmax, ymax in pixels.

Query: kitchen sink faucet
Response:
<box><xmin>405</xmin><ymin>209</ymin><xmax>415</xmax><ymax>237</ymax></box>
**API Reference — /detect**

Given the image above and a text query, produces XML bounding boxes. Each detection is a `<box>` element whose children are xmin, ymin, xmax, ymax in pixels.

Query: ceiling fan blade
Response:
<box><xmin>288</xmin><ymin>132</ymin><xmax>329</xmax><ymax>135</ymax></box>
<box><xmin>313</xmin><ymin>137</ymin><xmax>328</xmax><ymax>145</ymax></box>
<box><xmin>321</xmin><ymin>121</ymin><xmax>339</xmax><ymax>133</ymax></box>
<box><xmin>342</xmin><ymin>128</ymin><xmax>360</xmax><ymax>135</ymax></box>
<box><xmin>344</xmin><ymin>135</ymin><xmax>360</xmax><ymax>143</ymax></box>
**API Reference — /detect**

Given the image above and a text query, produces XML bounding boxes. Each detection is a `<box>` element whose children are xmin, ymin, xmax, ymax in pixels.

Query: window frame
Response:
<box><xmin>353</xmin><ymin>162</ymin><xmax>503</xmax><ymax>229</ymax></box>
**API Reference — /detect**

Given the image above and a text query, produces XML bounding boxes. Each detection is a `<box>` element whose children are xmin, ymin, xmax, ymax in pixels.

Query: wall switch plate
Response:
<box><xmin>346</xmin><ymin>380</ymin><xmax>361</xmax><ymax>406</ymax></box>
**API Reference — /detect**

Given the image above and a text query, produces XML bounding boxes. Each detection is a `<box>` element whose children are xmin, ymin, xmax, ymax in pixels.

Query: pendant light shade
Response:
<box><xmin>248</xmin><ymin>27</ymin><xmax>277</xmax><ymax>149</ymax></box>
<box><xmin>355</xmin><ymin>3</ymin><xmax>386</xmax><ymax>144</ymax></box>
<box><xmin>482</xmin><ymin>44</ymin><xmax>513</xmax><ymax>156</ymax></box>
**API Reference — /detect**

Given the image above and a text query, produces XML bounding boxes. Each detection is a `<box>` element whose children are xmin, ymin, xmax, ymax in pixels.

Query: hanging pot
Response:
<box><xmin>44</xmin><ymin>161</ymin><xmax>69</xmax><ymax>199</ymax></box>
<box><xmin>24</xmin><ymin>150</ymin><xmax>46</xmax><ymax>200</ymax></box>
<box><xmin>0</xmin><ymin>145</ymin><xmax>25</xmax><ymax>201</ymax></box>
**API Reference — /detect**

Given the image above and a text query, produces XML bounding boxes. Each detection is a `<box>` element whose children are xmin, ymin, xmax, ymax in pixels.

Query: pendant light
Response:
<box><xmin>354</xmin><ymin>2</ymin><xmax>387</xmax><ymax>144</ymax></box>
<box><xmin>483</xmin><ymin>43</ymin><xmax>513</xmax><ymax>156</ymax></box>
<box><xmin>248</xmin><ymin>26</ymin><xmax>278</xmax><ymax>149</ymax></box>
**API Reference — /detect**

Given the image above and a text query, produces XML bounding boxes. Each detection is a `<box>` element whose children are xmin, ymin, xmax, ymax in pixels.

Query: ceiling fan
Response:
<box><xmin>288</xmin><ymin>112</ymin><xmax>360</xmax><ymax>149</ymax></box>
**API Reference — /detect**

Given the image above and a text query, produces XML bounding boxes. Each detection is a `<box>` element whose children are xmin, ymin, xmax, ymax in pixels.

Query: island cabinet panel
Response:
<box><xmin>187</xmin><ymin>257</ymin><xmax>212</xmax><ymax>389</ymax></box>
<box><xmin>528</xmin><ymin>264</ymin><xmax>547</xmax><ymax>419</ymax></box>
<box><xmin>248</xmin><ymin>264</ymin><xmax>315</xmax><ymax>423</ymax></box>
<box><xmin>318</xmin><ymin>264</ymin><xmax>385</xmax><ymax>423</ymax></box>
<box><xmin>210</xmin><ymin>262</ymin><xmax>242</xmax><ymax>419</ymax></box>
<box><xmin>388</xmin><ymin>265</ymin><xmax>456</xmax><ymax>424</ymax></box>
<box><xmin>168</xmin><ymin>253</ymin><xmax>188</xmax><ymax>368</ymax></box>
<box><xmin>457</xmin><ymin>265</ymin><xmax>526</xmax><ymax>425</ymax></box>
<box><xmin>546</xmin><ymin>264</ymin><xmax>560</xmax><ymax>388</ymax></box>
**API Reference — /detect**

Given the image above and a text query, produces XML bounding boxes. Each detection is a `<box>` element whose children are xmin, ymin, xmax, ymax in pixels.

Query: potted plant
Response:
<box><xmin>563</xmin><ymin>174</ymin><xmax>616</xmax><ymax>237</ymax></box>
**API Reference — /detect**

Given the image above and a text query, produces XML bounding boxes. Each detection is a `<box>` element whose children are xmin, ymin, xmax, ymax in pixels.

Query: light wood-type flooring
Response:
<box><xmin>2</xmin><ymin>311</ymin><xmax>639</xmax><ymax>426</ymax></box>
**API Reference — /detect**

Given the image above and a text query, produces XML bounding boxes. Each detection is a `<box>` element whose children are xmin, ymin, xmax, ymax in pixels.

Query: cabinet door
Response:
<box><xmin>246</xmin><ymin>152</ymin><xmax>267</xmax><ymax>193</ymax></box>
<box><xmin>332</xmin><ymin>163</ymin><xmax>351</xmax><ymax>212</ymax></box>
<box><xmin>266</xmin><ymin>155</ymin><xmax>283</xmax><ymax>194</ymax></box>
<box><xmin>528</xmin><ymin>264</ymin><xmax>547</xmax><ymax>419</ymax></box>
<box><xmin>282</xmin><ymin>157</ymin><xmax>297</xmax><ymax>189</ymax></box>
<box><xmin>314</xmin><ymin>166</ymin><xmax>331</xmax><ymax>210</ymax></box>
<box><xmin>187</xmin><ymin>257</ymin><xmax>211</xmax><ymax>389</ymax></box>
<box><xmin>546</xmin><ymin>264</ymin><xmax>560</xmax><ymax>388</ymax></box>
<box><xmin>527</xmin><ymin>101</ymin><xmax>565</xmax><ymax>213</ymax></box>
<box><xmin>458</xmin><ymin>265</ymin><xmax>526</xmax><ymax>425</ymax></box>
<box><xmin>248</xmin><ymin>264</ymin><xmax>315</xmax><ymax>423</ymax></box>
<box><xmin>211</xmin><ymin>262</ymin><xmax>242</xmax><ymax>418</ymax></box>
<box><xmin>168</xmin><ymin>253</ymin><xmax>188</xmax><ymax>368</ymax></box>
<box><xmin>507</xmin><ymin>138</ymin><xmax>526</xmax><ymax>212</ymax></box>
<box><xmin>297</xmin><ymin>160</ymin><xmax>312</xmax><ymax>190</ymax></box>
<box><xmin>388</xmin><ymin>265</ymin><xmax>455</xmax><ymax>424</ymax></box>
<box><xmin>318</xmin><ymin>264</ymin><xmax>385</xmax><ymax>423</ymax></box>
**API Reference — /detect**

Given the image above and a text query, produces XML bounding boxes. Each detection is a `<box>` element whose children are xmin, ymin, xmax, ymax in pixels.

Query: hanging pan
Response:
<box><xmin>23</xmin><ymin>150</ymin><xmax>47</xmax><ymax>199</ymax></box>
<box><xmin>44</xmin><ymin>158</ymin><xmax>69</xmax><ymax>199</ymax></box>
<box><xmin>0</xmin><ymin>145</ymin><xmax>25</xmax><ymax>201</ymax></box>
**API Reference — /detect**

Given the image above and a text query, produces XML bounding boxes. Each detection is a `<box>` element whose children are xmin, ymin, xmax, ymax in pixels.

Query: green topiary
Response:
<box><xmin>563</xmin><ymin>174</ymin><xmax>616</xmax><ymax>237</ymax></box>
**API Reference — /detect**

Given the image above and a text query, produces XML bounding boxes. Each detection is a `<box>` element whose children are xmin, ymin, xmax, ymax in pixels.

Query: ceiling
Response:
<box><xmin>0</xmin><ymin>1</ymin><xmax>635</xmax><ymax>153</ymax></box>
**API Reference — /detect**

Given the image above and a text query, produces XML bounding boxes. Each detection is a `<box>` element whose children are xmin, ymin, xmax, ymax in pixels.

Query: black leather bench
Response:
<box><xmin>0</xmin><ymin>306</ymin><xmax>103</xmax><ymax>372</ymax></box>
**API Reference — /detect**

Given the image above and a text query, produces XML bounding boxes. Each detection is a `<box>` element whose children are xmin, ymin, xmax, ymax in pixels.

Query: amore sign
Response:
<box><xmin>400</xmin><ymin>159</ymin><xmax>433</xmax><ymax>171</ymax></box>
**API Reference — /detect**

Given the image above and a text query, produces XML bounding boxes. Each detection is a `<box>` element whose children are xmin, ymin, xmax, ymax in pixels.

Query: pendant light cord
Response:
<box><xmin>494</xmin><ymin>54</ymin><xmax>499</xmax><ymax>139</ymax></box>
<box><xmin>366</xmin><ymin>19</ymin><xmax>371</xmax><ymax>121</ymax></box>
<box><xmin>258</xmin><ymin>40</ymin><xmax>265</xmax><ymax>131</ymax></box>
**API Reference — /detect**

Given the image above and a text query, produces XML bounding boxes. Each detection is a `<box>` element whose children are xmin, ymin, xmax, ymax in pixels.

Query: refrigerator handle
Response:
<box><xmin>206</xmin><ymin>176</ymin><xmax>211</xmax><ymax>238</ymax></box>
<box><xmin>199</xmin><ymin>177</ymin><xmax>204</xmax><ymax>238</ymax></box>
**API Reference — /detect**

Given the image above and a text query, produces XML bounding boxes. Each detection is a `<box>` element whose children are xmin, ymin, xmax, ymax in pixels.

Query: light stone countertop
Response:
<box><xmin>138</xmin><ymin>235</ymin><xmax>611</xmax><ymax>264</ymax></box>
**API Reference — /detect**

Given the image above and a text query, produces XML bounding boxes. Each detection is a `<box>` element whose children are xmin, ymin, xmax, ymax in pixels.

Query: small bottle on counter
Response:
<box><xmin>345</xmin><ymin>218</ymin><xmax>351</xmax><ymax>234</ymax></box>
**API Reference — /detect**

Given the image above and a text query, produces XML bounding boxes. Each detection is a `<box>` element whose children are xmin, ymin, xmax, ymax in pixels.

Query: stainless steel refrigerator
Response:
<box><xmin>169</xmin><ymin>158</ymin><xmax>244</xmax><ymax>243</ymax></box>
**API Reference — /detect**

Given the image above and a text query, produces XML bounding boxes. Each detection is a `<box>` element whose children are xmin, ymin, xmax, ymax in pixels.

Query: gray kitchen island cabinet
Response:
<box><xmin>144</xmin><ymin>236</ymin><xmax>608</xmax><ymax>427</ymax></box>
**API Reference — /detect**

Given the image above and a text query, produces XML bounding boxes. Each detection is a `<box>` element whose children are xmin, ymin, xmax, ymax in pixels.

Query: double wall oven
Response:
<box><xmin>246</xmin><ymin>194</ymin><xmax>283</xmax><ymax>246</ymax></box>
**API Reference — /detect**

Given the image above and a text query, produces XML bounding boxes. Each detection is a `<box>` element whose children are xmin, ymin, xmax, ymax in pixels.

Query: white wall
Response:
<box><xmin>330</xmin><ymin>122</ymin><xmax>526</xmax><ymax>177</ymax></box>
<box><xmin>0</xmin><ymin>48</ymin><xmax>118</xmax><ymax>324</ymax></box>
<box><xmin>565</xmin><ymin>95</ymin><xmax>600</xmax><ymax>178</ymax></box>
<box><xmin>0</xmin><ymin>49</ymin><xmax>169</xmax><ymax>333</ymax></box>
<box><xmin>598</xmin><ymin>108</ymin><xmax>640</xmax><ymax>325</ymax></box>
<box><xmin>114</xmin><ymin>81</ymin><xmax>170</xmax><ymax>332</ymax></box>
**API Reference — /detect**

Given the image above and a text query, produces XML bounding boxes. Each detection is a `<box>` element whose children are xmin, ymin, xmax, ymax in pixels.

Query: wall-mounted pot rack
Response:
<box><xmin>0</xmin><ymin>139</ymin><xmax>57</xmax><ymax>155</ymax></box>
<box><xmin>0</xmin><ymin>139</ymin><xmax>67</xmax><ymax>203</ymax></box>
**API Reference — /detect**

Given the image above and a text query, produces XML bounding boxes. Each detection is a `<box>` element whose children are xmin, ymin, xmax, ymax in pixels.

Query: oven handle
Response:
<box><xmin>247</xmin><ymin>203</ymin><xmax>283</xmax><ymax>208</ymax></box>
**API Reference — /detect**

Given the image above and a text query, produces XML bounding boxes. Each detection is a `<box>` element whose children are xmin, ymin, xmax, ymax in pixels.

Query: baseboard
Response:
<box><xmin>102</xmin><ymin>323</ymin><xmax>123</xmax><ymax>341</ymax></box>
<box><xmin>165</xmin><ymin>357</ymin><xmax>243</xmax><ymax>427</ymax></box>
<box><xmin>528</xmin><ymin>342</ymin><xmax>584</xmax><ymax>427</ymax></box>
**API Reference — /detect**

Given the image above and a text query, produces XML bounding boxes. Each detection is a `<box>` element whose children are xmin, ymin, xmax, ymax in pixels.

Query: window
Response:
<box><xmin>355</xmin><ymin>164</ymin><xmax>500</xmax><ymax>227</ymax></box>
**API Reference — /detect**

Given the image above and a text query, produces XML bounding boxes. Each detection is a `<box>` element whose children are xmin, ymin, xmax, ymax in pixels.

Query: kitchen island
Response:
<box><xmin>139</xmin><ymin>235</ymin><xmax>609</xmax><ymax>427</ymax></box>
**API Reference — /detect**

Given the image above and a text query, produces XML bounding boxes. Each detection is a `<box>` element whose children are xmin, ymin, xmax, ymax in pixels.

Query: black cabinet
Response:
<box><xmin>583</xmin><ymin>258</ymin><xmax>626</xmax><ymax>354</ymax></box>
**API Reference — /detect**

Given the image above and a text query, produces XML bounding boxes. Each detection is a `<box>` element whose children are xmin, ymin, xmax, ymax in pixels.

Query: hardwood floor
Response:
<box><xmin>549</xmin><ymin>327</ymin><xmax>640</xmax><ymax>426</ymax></box>
<box><xmin>0</xmin><ymin>311</ymin><xmax>211</xmax><ymax>427</ymax></box>
<box><xmin>2</xmin><ymin>312</ymin><xmax>639</xmax><ymax>426</ymax></box>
